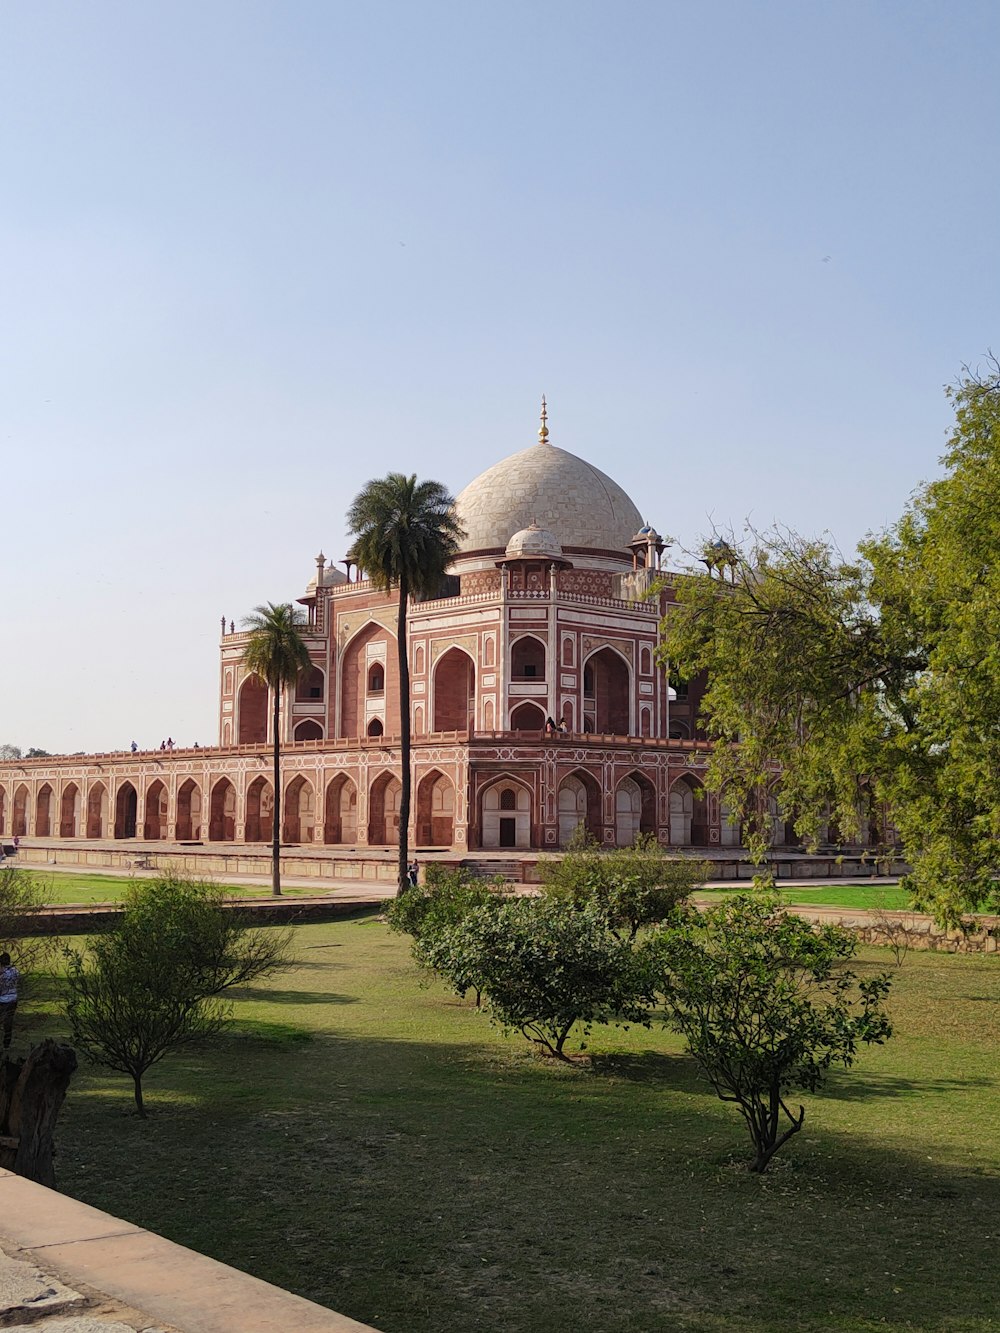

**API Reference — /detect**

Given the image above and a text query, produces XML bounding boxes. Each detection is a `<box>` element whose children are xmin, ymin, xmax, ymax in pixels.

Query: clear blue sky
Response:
<box><xmin>2</xmin><ymin>1</ymin><xmax>997</xmax><ymax>753</ymax></box>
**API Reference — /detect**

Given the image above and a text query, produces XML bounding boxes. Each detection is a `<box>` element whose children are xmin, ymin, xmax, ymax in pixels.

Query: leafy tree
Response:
<box><xmin>242</xmin><ymin>602</ymin><xmax>311</xmax><ymax>895</ymax></box>
<box><xmin>25</xmin><ymin>748</ymin><xmax>50</xmax><ymax>758</ymax></box>
<box><xmin>64</xmin><ymin>874</ymin><xmax>289</xmax><ymax>1116</ymax></box>
<box><xmin>541</xmin><ymin>834</ymin><xmax>708</xmax><ymax>940</ymax></box>
<box><xmin>0</xmin><ymin>865</ymin><xmax>55</xmax><ymax>991</ymax></box>
<box><xmin>0</xmin><ymin>744</ymin><xmax>21</xmax><ymax>760</ymax></box>
<box><xmin>422</xmin><ymin>897</ymin><xmax>652</xmax><ymax>1059</ymax></box>
<box><xmin>657</xmin><ymin>358</ymin><xmax>1000</xmax><ymax>921</ymax></box>
<box><xmin>346</xmin><ymin>474</ymin><xmax>464</xmax><ymax>895</ymax></box>
<box><xmin>648</xmin><ymin>893</ymin><xmax>892</xmax><ymax>1172</ymax></box>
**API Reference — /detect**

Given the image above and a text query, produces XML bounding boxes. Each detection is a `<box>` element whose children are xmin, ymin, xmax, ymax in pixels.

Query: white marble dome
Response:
<box><xmin>504</xmin><ymin>523</ymin><xmax>564</xmax><ymax>561</ymax></box>
<box><xmin>454</xmin><ymin>440</ymin><xmax>643</xmax><ymax>554</ymax></box>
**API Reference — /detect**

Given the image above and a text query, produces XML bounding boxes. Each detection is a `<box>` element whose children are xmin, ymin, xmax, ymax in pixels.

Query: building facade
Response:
<box><xmin>0</xmin><ymin>410</ymin><xmax>744</xmax><ymax>854</ymax></box>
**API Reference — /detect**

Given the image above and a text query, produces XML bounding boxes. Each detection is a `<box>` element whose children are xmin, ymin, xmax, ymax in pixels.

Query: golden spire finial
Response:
<box><xmin>538</xmin><ymin>395</ymin><xmax>549</xmax><ymax>444</ymax></box>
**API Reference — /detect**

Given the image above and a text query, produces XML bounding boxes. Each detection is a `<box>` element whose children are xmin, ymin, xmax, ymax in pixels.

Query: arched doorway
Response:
<box><xmin>295</xmin><ymin>666</ymin><xmax>325</xmax><ymax>703</ymax></box>
<box><xmin>616</xmin><ymin>772</ymin><xmax>655</xmax><ymax>846</ymax></box>
<box><xmin>324</xmin><ymin>775</ymin><xmax>357</xmax><ymax>844</ymax></box>
<box><xmin>416</xmin><ymin>771</ymin><xmax>454</xmax><ymax>846</ymax></box>
<box><xmin>558</xmin><ymin>771</ymin><xmax>602</xmax><ymax>846</ymax></box>
<box><xmin>144</xmin><ymin>779</ymin><xmax>168</xmax><ymax>839</ymax></box>
<box><xmin>720</xmin><ymin>795</ymin><xmax>741</xmax><ymax>847</ymax></box>
<box><xmin>340</xmin><ymin>625</ymin><xmax>397</xmax><ymax>738</ymax></box>
<box><xmin>12</xmin><ymin>786</ymin><xmax>28</xmax><ymax>838</ymax></box>
<box><xmin>209</xmin><ymin>779</ymin><xmax>236</xmax><ymax>841</ymax></box>
<box><xmin>0</xmin><ymin>787</ymin><xmax>6</xmax><ymax>836</ymax></box>
<box><xmin>86</xmin><ymin>783</ymin><xmax>108</xmax><ymax>838</ymax></box>
<box><xmin>283</xmin><ymin>775</ymin><xmax>316</xmax><ymax>843</ymax></box>
<box><xmin>368</xmin><ymin>773</ymin><xmax>402</xmax><ymax>845</ymax></box>
<box><xmin>244</xmin><ymin>776</ymin><xmax>273</xmax><ymax>843</ymax></box>
<box><xmin>238</xmin><ymin>676</ymin><xmax>268</xmax><ymax>745</ymax></box>
<box><xmin>59</xmin><ymin>783</ymin><xmax>80</xmax><ymax>838</ymax></box>
<box><xmin>511</xmin><ymin>635</ymin><xmax>546</xmax><ymax>682</ymax></box>
<box><xmin>114</xmin><ymin>782</ymin><xmax>138</xmax><ymax>839</ymax></box>
<box><xmin>510</xmin><ymin>702</ymin><xmax>546</xmax><ymax>732</ymax></box>
<box><xmin>481</xmin><ymin>781</ymin><xmax>531</xmax><ymax>849</ymax></box>
<box><xmin>35</xmin><ymin>784</ymin><xmax>53</xmax><ymax>837</ymax></box>
<box><xmin>294</xmin><ymin>719</ymin><xmax>324</xmax><ymax>742</ymax></box>
<box><xmin>669</xmin><ymin>777</ymin><xmax>706</xmax><ymax>846</ymax></box>
<box><xmin>433</xmin><ymin>648</ymin><xmax>476</xmax><ymax>732</ymax></box>
<box><xmin>176</xmin><ymin>779</ymin><xmax>202</xmax><ymax>841</ymax></box>
<box><xmin>583</xmin><ymin>647</ymin><xmax>631</xmax><ymax>735</ymax></box>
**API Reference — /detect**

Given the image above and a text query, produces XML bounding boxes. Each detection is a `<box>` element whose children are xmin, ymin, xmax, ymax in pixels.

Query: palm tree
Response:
<box><xmin>347</xmin><ymin>474</ymin><xmax>464</xmax><ymax>894</ymax></box>
<box><xmin>241</xmin><ymin>602</ymin><xmax>311</xmax><ymax>896</ymax></box>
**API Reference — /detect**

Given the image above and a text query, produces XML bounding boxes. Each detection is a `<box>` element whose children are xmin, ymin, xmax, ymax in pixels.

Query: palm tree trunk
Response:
<box><xmin>271</xmin><ymin>684</ymin><xmax>282</xmax><ymax>896</ymax></box>
<box><xmin>396</xmin><ymin>575</ymin><xmax>411</xmax><ymax>896</ymax></box>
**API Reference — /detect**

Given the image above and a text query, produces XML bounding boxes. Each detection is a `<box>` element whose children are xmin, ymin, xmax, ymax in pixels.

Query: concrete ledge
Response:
<box><xmin>0</xmin><ymin>1170</ymin><xmax>380</xmax><ymax>1332</ymax></box>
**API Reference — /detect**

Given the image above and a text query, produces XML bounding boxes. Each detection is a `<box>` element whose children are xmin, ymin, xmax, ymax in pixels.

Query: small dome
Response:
<box><xmin>305</xmin><ymin>564</ymin><xmax>348</xmax><ymax>594</ymax></box>
<box><xmin>505</xmin><ymin>523</ymin><xmax>564</xmax><ymax>560</ymax></box>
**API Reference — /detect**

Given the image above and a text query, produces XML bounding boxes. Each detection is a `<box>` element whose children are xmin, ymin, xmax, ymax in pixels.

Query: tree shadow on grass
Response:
<box><xmin>589</xmin><ymin>1050</ymin><xmax>692</xmax><ymax>1087</ymax></box>
<box><xmin>236</xmin><ymin>986</ymin><xmax>359</xmax><ymax>1006</ymax></box>
<box><xmin>819</xmin><ymin>1070</ymin><xmax>994</xmax><ymax>1101</ymax></box>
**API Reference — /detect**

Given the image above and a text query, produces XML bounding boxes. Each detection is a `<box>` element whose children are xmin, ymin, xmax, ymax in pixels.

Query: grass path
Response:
<box><xmin>28</xmin><ymin>871</ymin><xmax>321</xmax><ymax>904</ymax></box>
<box><xmin>20</xmin><ymin>916</ymin><xmax>1000</xmax><ymax>1333</ymax></box>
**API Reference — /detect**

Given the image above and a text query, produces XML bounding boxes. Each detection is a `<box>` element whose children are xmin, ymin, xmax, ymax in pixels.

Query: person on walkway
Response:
<box><xmin>407</xmin><ymin>860</ymin><xmax>419</xmax><ymax>887</ymax></box>
<box><xmin>545</xmin><ymin>716</ymin><xmax>557</xmax><ymax>734</ymax></box>
<box><xmin>12</xmin><ymin>835</ymin><xmax>19</xmax><ymax>855</ymax></box>
<box><xmin>0</xmin><ymin>952</ymin><xmax>19</xmax><ymax>1054</ymax></box>
<box><xmin>130</xmin><ymin>740</ymin><xmax>138</xmax><ymax>753</ymax></box>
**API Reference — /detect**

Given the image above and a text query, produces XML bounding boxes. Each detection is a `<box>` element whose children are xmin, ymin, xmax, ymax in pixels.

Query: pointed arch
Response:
<box><xmin>86</xmin><ymin>782</ymin><xmax>108</xmax><ymax>838</ymax></box>
<box><xmin>432</xmin><ymin>646</ymin><xmax>476</xmax><ymax>732</ymax></box>
<box><xmin>238</xmin><ymin>675</ymin><xmax>268</xmax><ymax>745</ymax></box>
<box><xmin>144</xmin><ymin>779</ymin><xmax>168</xmax><ymax>840</ymax></box>
<box><xmin>35</xmin><ymin>783</ymin><xmax>53</xmax><ymax>837</ymax></box>
<box><xmin>368</xmin><ymin>771</ymin><xmax>402</xmax><ymax>845</ymax></box>
<box><xmin>0</xmin><ymin>786</ymin><xmax>6</xmax><ymax>837</ymax></box>
<box><xmin>59</xmin><ymin>782</ymin><xmax>80</xmax><ymax>838</ymax></box>
<box><xmin>669</xmin><ymin>774</ymin><xmax>706</xmax><ymax>846</ymax></box>
<box><xmin>114</xmin><ymin>781</ymin><xmax>138</xmax><ymax>839</ymax></box>
<box><xmin>295</xmin><ymin>665</ymin><xmax>325</xmax><ymax>703</ymax></box>
<box><xmin>12</xmin><ymin>785</ymin><xmax>28</xmax><ymax>838</ymax></box>
<box><xmin>615</xmin><ymin>770</ymin><xmax>655</xmax><ymax>846</ymax></box>
<box><xmin>340</xmin><ymin>622</ymin><xmax>397</xmax><ymax>739</ymax></box>
<box><xmin>558</xmin><ymin>769</ymin><xmax>602</xmax><ymax>846</ymax></box>
<box><xmin>245</xmin><ymin>775</ymin><xmax>273</xmax><ymax>843</ymax></box>
<box><xmin>480</xmin><ymin>777</ymin><xmax>532</xmax><ymax>849</ymax></box>
<box><xmin>582</xmin><ymin>645</ymin><xmax>632</xmax><ymax>736</ymax></box>
<box><xmin>283</xmin><ymin>774</ymin><xmax>316</xmax><ymax>843</ymax></box>
<box><xmin>416</xmin><ymin>769</ymin><xmax>454</xmax><ymax>846</ymax></box>
<box><xmin>511</xmin><ymin>635</ymin><xmax>546</xmax><ymax>682</ymax></box>
<box><xmin>209</xmin><ymin>777</ymin><xmax>236</xmax><ymax>841</ymax></box>
<box><xmin>510</xmin><ymin>702</ymin><xmax>546</xmax><ymax>733</ymax></box>
<box><xmin>294</xmin><ymin>719</ymin><xmax>324</xmax><ymax>742</ymax></box>
<box><xmin>324</xmin><ymin>774</ymin><xmax>357</xmax><ymax>845</ymax></box>
<box><xmin>176</xmin><ymin>778</ymin><xmax>202</xmax><ymax>841</ymax></box>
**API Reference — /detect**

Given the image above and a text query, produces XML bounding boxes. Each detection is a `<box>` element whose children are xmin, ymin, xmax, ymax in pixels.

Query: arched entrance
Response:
<box><xmin>511</xmin><ymin>635</ymin><xmax>546</xmax><ymax>682</ymax></box>
<box><xmin>176</xmin><ymin>779</ymin><xmax>202</xmax><ymax>841</ymax></box>
<box><xmin>59</xmin><ymin>783</ymin><xmax>80</xmax><ymax>838</ymax></box>
<box><xmin>416</xmin><ymin>771</ymin><xmax>454</xmax><ymax>846</ymax></box>
<box><xmin>615</xmin><ymin>771</ymin><xmax>655</xmax><ymax>846</ymax></box>
<box><xmin>481</xmin><ymin>781</ymin><xmax>531</xmax><ymax>849</ymax></box>
<box><xmin>114</xmin><ymin>782</ymin><xmax>138</xmax><ymax>839</ymax></box>
<box><xmin>35</xmin><ymin>784</ymin><xmax>53</xmax><ymax>837</ymax></box>
<box><xmin>720</xmin><ymin>795</ymin><xmax>741</xmax><ymax>847</ymax></box>
<box><xmin>86</xmin><ymin>783</ymin><xmax>108</xmax><ymax>838</ymax></box>
<box><xmin>368</xmin><ymin>773</ymin><xmax>402</xmax><ymax>845</ymax></box>
<box><xmin>558</xmin><ymin>771</ymin><xmax>602</xmax><ymax>846</ymax></box>
<box><xmin>12</xmin><ymin>786</ymin><xmax>28</xmax><ymax>838</ymax></box>
<box><xmin>669</xmin><ymin>776</ymin><xmax>706</xmax><ymax>846</ymax></box>
<box><xmin>209</xmin><ymin>778</ymin><xmax>236</xmax><ymax>841</ymax></box>
<box><xmin>510</xmin><ymin>702</ymin><xmax>546</xmax><ymax>732</ymax></box>
<box><xmin>295</xmin><ymin>666</ymin><xmax>325</xmax><ymax>703</ymax></box>
<box><xmin>433</xmin><ymin>648</ymin><xmax>476</xmax><ymax>732</ymax></box>
<box><xmin>340</xmin><ymin>624</ymin><xmax>397</xmax><ymax>738</ymax></box>
<box><xmin>238</xmin><ymin>676</ymin><xmax>268</xmax><ymax>745</ymax></box>
<box><xmin>294</xmin><ymin>719</ymin><xmax>324</xmax><ymax>741</ymax></box>
<box><xmin>144</xmin><ymin>779</ymin><xmax>168</xmax><ymax>840</ymax></box>
<box><xmin>324</xmin><ymin>775</ymin><xmax>357</xmax><ymax>844</ymax></box>
<box><xmin>283</xmin><ymin>775</ymin><xmax>316</xmax><ymax>843</ymax></box>
<box><xmin>0</xmin><ymin>787</ymin><xmax>6</xmax><ymax>836</ymax></box>
<box><xmin>245</xmin><ymin>776</ymin><xmax>273</xmax><ymax>843</ymax></box>
<box><xmin>583</xmin><ymin>647</ymin><xmax>631</xmax><ymax>735</ymax></box>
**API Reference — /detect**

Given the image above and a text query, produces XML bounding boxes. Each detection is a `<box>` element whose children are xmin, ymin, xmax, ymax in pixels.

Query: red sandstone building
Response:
<box><xmin>0</xmin><ymin>412</ymin><xmax>742</xmax><ymax>855</ymax></box>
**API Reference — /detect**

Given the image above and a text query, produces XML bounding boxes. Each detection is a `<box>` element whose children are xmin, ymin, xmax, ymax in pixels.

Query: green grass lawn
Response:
<box><xmin>20</xmin><ymin>916</ymin><xmax>1000</xmax><ymax>1333</ymax></box>
<box><xmin>697</xmin><ymin>882</ymin><xmax>914</xmax><ymax>911</ymax></box>
<box><xmin>30</xmin><ymin>871</ymin><xmax>322</xmax><ymax>904</ymax></box>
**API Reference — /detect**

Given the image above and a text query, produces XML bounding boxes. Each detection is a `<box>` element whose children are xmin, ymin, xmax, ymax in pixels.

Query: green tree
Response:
<box><xmin>422</xmin><ymin>897</ymin><xmax>652</xmax><ymax>1059</ymax></box>
<box><xmin>658</xmin><ymin>361</ymin><xmax>1000</xmax><ymax>920</ymax></box>
<box><xmin>541</xmin><ymin>834</ymin><xmax>708</xmax><ymax>940</ymax></box>
<box><xmin>346</xmin><ymin>474</ymin><xmax>464</xmax><ymax>894</ymax></box>
<box><xmin>241</xmin><ymin>602</ymin><xmax>311</xmax><ymax>895</ymax></box>
<box><xmin>0</xmin><ymin>865</ymin><xmax>55</xmax><ymax>997</ymax></box>
<box><xmin>64</xmin><ymin>874</ymin><xmax>289</xmax><ymax>1116</ymax></box>
<box><xmin>648</xmin><ymin>893</ymin><xmax>892</xmax><ymax>1172</ymax></box>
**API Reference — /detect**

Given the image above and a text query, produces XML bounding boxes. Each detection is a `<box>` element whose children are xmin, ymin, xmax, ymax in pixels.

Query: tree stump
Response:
<box><xmin>0</xmin><ymin>1040</ymin><xmax>77</xmax><ymax>1188</ymax></box>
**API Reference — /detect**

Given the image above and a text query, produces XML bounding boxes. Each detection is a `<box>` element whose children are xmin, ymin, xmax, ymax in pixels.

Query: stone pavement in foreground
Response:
<box><xmin>0</xmin><ymin>1169</ymin><xmax>378</xmax><ymax>1333</ymax></box>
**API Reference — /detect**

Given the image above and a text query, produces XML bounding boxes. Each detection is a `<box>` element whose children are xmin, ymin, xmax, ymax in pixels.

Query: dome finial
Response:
<box><xmin>538</xmin><ymin>394</ymin><xmax>549</xmax><ymax>444</ymax></box>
